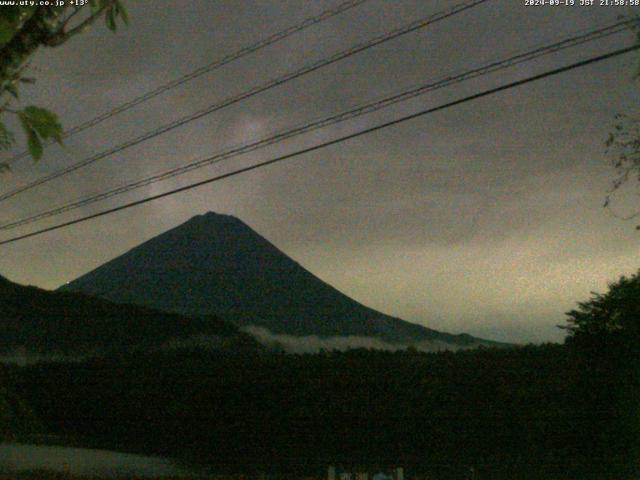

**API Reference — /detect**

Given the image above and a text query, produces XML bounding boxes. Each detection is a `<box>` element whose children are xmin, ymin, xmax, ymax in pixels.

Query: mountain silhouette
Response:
<box><xmin>60</xmin><ymin>212</ymin><xmax>498</xmax><ymax>347</ymax></box>
<box><xmin>0</xmin><ymin>273</ymin><xmax>259</xmax><ymax>356</ymax></box>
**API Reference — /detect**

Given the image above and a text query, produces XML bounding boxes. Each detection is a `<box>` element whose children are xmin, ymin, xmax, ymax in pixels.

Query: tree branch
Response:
<box><xmin>46</xmin><ymin>1</ymin><xmax>115</xmax><ymax>47</ymax></box>
<box><xmin>54</xmin><ymin>7</ymin><xmax>84</xmax><ymax>34</ymax></box>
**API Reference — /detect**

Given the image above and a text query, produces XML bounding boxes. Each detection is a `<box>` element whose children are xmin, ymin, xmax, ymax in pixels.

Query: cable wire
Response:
<box><xmin>0</xmin><ymin>0</ymin><xmax>489</xmax><ymax>203</ymax></box>
<box><xmin>0</xmin><ymin>18</ymin><xmax>633</xmax><ymax>232</ymax></box>
<box><xmin>3</xmin><ymin>0</ymin><xmax>371</xmax><ymax>166</ymax></box>
<box><xmin>1</xmin><ymin>43</ymin><xmax>636</xmax><ymax>246</ymax></box>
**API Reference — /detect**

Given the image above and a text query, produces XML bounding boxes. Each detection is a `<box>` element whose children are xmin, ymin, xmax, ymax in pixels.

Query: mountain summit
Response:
<box><xmin>60</xmin><ymin>212</ymin><xmax>494</xmax><ymax>347</ymax></box>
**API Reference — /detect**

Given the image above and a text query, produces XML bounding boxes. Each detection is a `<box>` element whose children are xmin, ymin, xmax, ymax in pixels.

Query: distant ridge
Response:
<box><xmin>60</xmin><ymin>212</ymin><xmax>501</xmax><ymax>348</ymax></box>
<box><xmin>0</xmin><ymin>273</ymin><xmax>259</xmax><ymax>357</ymax></box>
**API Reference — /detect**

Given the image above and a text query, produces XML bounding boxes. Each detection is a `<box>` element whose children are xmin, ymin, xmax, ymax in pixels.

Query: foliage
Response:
<box><xmin>12</xmin><ymin>343</ymin><xmax>638</xmax><ymax>480</ymax></box>
<box><xmin>604</xmin><ymin>17</ymin><xmax>640</xmax><ymax>225</ymax></box>
<box><xmin>0</xmin><ymin>0</ymin><xmax>127</xmax><ymax>167</ymax></box>
<box><xmin>0</xmin><ymin>274</ymin><xmax>260</xmax><ymax>355</ymax></box>
<box><xmin>2</xmin><ymin>271</ymin><xmax>638</xmax><ymax>479</ymax></box>
<box><xmin>562</xmin><ymin>269</ymin><xmax>640</xmax><ymax>344</ymax></box>
<box><xmin>17</xmin><ymin>105</ymin><xmax>62</xmax><ymax>160</ymax></box>
<box><xmin>0</xmin><ymin>364</ymin><xmax>39</xmax><ymax>441</ymax></box>
<box><xmin>560</xmin><ymin>270</ymin><xmax>640</xmax><ymax>480</ymax></box>
<box><xmin>604</xmin><ymin>114</ymin><xmax>640</xmax><ymax>227</ymax></box>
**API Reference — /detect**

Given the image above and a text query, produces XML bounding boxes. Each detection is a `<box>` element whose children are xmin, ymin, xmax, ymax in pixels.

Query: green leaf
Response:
<box><xmin>106</xmin><ymin>7</ymin><xmax>117</xmax><ymax>31</ymax></box>
<box><xmin>0</xmin><ymin>17</ymin><xmax>15</xmax><ymax>48</ymax></box>
<box><xmin>0</xmin><ymin>121</ymin><xmax>15</xmax><ymax>150</ymax></box>
<box><xmin>0</xmin><ymin>7</ymin><xmax>33</xmax><ymax>43</ymax></box>
<box><xmin>21</xmin><ymin>106</ymin><xmax>63</xmax><ymax>144</ymax></box>
<box><xmin>26</xmin><ymin>127</ymin><xmax>43</xmax><ymax>160</ymax></box>
<box><xmin>0</xmin><ymin>6</ymin><xmax>37</xmax><ymax>31</ymax></box>
<box><xmin>0</xmin><ymin>162</ymin><xmax>10</xmax><ymax>173</ymax></box>
<box><xmin>115</xmin><ymin>0</ymin><xmax>129</xmax><ymax>25</ymax></box>
<box><xmin>18</xmin><ymin>106</ymin><xmax>63</xmax><ymax>160</ymax></box>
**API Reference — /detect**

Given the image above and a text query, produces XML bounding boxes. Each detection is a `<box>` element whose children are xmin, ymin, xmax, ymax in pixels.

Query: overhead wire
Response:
<box><xmin>1</xmin><ymin>43</ymin><xmax>637</xmax><ymax>246</ymax></box>
<box><xmin>0</xmin><ymin>17</ymin><xmax>633</xmax><ymax>232</ymax></box>
<box><xmin>0</xmin><ymin>0</ymin><xmax>489</xmax><ymax>203</ymax></box>
<box><xmin>3</xmin><ymin>0</ymin><xmax>371</xmax><ymax>166</ymax></box>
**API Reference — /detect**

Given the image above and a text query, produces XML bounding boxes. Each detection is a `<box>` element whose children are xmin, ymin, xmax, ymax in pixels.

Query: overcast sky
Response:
<box><xmin>0</xmin><ymin>0</ymin><xmax>639</xmax><ymax>343</ymax></box>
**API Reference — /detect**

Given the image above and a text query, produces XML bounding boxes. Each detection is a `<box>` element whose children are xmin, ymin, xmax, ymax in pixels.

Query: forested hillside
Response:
<box><xmin>0</xmin><ymin>364</ymin><xmax>38</xmax><ymax>440</ymax></box>
<box><xmin>13</xmin><ymin>342</ymin><xmax>638</xmax><ymax>480</ymax></box>
<box><xmin>0</xmin><ymin>274</ymin><xmax>260</xmax><ymax>356</ymax></box>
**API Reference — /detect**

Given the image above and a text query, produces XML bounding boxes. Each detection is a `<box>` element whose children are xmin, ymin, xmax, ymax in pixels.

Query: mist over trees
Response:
<box><xmin>7</xmin><ymin>342</ymin><xmax>635</xmax><ymax>480</ymax></box>
<box><xmin>0</xmin><ymin>257</ymin><xmax>636</xmax><ymax>480</ymax></box>
<box><xmin>7</xmin><ymin>269</ymin><xmax>640</xmax><ymax>480</ymax></box>
<box><xmin>0</xmin><ymin>5</ymin><xmax>636</xmax><ymax>479</ymax></box>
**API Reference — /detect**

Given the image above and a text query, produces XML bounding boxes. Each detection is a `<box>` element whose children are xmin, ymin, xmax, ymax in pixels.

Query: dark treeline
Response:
<box><xmin>0</xmin><ymin>364</ymin><xmax>39</xmax><ymax>438</ymax></box>
<box><xmin>5</xmin><ymin>340</ymin><xmax>638</xmax><ymax>480</ymax></box>
<box><xmin>0</xmin><ymin>274</ymin><xmax>260</xmax><ymax>356</ymax></box>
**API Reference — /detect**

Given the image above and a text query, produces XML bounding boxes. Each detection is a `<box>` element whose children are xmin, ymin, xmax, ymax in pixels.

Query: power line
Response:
<box><xmin>1</xmin><ymin>43</ymin><xmax>636</xmax><ymax>247</ymax></box>
<box><xmin>0</xmin><ymin>0</ymin><xmax>489</xmax><ymax>203</ymax></box>
<box><xmin>4</xmin><ymin>0</ymin><xmax>371</xmax><ymax>166</ymax></box>
<box><xmin>0</xmin><ymin>18</ymin><xmax>632</xmax><ymax>232</ymax></box>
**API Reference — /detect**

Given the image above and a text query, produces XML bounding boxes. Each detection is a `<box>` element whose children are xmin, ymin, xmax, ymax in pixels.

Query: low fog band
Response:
<box><xmin>0</xmin><ymin>43</ymin><xmax>637</xmax><ymax>247</ymax></box>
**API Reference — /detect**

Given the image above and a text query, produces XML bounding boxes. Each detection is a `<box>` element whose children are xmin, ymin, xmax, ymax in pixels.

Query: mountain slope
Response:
<box><xmin>60</xmin><ymin>212</ymin><xmax>497</xmax><ymax>347</ymax></box>
<box><xmin>0</xmin><ymin>274</ymin><xmax>259</xmax><ymax>356</ymax></box>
